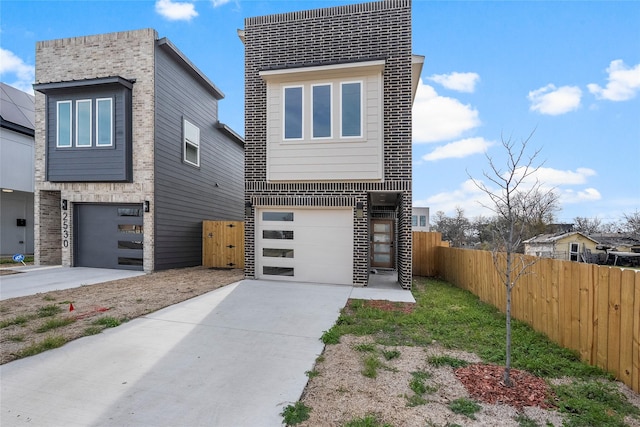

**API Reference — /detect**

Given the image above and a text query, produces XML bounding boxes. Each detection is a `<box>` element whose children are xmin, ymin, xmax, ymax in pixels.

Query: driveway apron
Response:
<box><xmin>0</xmin><ymin>280</ymin><xmax>353</xmax><ymax>426</ymax></box>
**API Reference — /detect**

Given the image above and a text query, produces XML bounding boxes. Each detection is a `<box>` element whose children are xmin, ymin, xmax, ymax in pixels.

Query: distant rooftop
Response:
<box><xmin>0</xmin><ymin>83</ymin><xmax>35</xmax><ymax>136</ymax></box>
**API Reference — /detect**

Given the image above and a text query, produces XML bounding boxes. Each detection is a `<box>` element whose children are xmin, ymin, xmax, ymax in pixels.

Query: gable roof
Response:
<box><xmin>523</xmin><ymin>231</ymin><xmax>600</xmax><ymax>245</ymax></box>
<box><xmin>0</xmin><ymin>83</ymin><xmax>35</xmax><ymax>136</ymax></box>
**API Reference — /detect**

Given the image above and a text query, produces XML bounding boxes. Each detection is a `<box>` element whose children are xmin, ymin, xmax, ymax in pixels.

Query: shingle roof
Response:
<box><xmin>0</xmin><ymin>83</ymin><xmax>35</xmax><ymax>134</ymax></box>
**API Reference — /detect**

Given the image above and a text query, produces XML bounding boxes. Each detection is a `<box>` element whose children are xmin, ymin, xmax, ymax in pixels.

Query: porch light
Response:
<box><xmin>144</xmin><ymin>200</ymin><xmax>150</xmax><ymax>212</ymax></box>
<box><xmin>61</xmin><ymin>199</ymin><xmax>68</xmax><ymax>211</ymax></box>
<box><xmin>245</xmin><ymin>201</ymin><xmax>253</xmax><ymax>217</ymax></box>
<box><xmin>356</xmin><ymin>201</ymin><xmax>364</xmax><ymax>218</ymax></box>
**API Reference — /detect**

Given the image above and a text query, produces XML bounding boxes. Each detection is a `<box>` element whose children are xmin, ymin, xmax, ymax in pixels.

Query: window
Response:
<box><xmin>76</xmin><ymin>100</ymin><xmax>92</xmax><ymax>147</ymax></box>
<box><xmin>312</xmin><ymin>84</ymin><xmax>331</xmax><ymax>138</ymax></box>
<box><xmin>263</xmin><ymin>266</ymin><xmax>294</xmax><ymax>276</ymax></box>
<box><xmin>411</xmin><ymin>215</ymin><xmax>418</xmax><ymax>227</ymax></box>
<box><xmin>341</xmin><ymin>82</ymin><xmax>362</xmax><ymax>137</ymax></box>
<box><xmin>263</xmin><ymin>230</ymin><xmax>294</xmax><ymax>239</ymax></box>
<box><xmin>420</xmin><ymin>216</ymin><xmax>427</xmax><ymax>227</ymax></box>
<box><xmin>284</xmin><ymin>86</ymin><xmax>303</xmax><ymax>139</ymax></box>
<box><xmin>569</xmin><ymin>242</ymin><xmax>580</xmax><ymax>261</ymax></box>
<box><xmin>183</xmin><ymin>118</ymin><xmax>200</xmax><ymax>167</ymax></box>
<box><xmin>262</xmin><ymin>212</ymin><xmax>294</xmax><ymax>221</ymax></box>
<box><xmin>263</xmin><ymin>248</ymin><xmax>294</xmax><ymax>258</ymax></box>
<box><xmin>96</xmin><ymin>98</ymin><xmax>113</xmax><ymax>147</ymax></box>
<box><xmin>57</xmin><ymin>101</ymin><xmax>72</xmax><ymax>147</ymax></box>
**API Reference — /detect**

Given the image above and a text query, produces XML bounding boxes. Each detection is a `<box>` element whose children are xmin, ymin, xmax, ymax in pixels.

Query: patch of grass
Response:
<box><xmin>354</xmin><ymin>343</ymin><xmax>376</xmax><ymax>352</ymax></box>
<box><xmin>405</xmin><ymin>370</ymin><xmax>435</xmax><ymax>407</ymax></box>
<box><xmin>316</xmin><ymin>355</ymin><xmax>325</xmax><ymax>363</ymax></box>
<box><xmin>7</xmin><ymin>334</ymin><xmax>25</xmax><ymax>342</ymax></box>
<box><xmin>37</xmin><ymin>304</ymin><xmax>63</xmax><ymax>318</ymax></box>
<box><xmin>17</xmin><ymin>335</ymin><xmax>66</xmax><ymax>358</ymax></box>
<box><xmin>91</xmin><ymin>316</ymin><xmax>121</xmax><ymax>328</ymax></box>
<box><xmin>42</xmin><ymin>295</ymin><xmax>56</xmax><ymax>301</ymax></box>
<box><xmin>382</xmin><ymin>349</ymin><xmax>400</xmax><ymax>360</ymax></box>
<box><xmin>343</xmin><ymin>414</ymin><xmax>392</xmax><ymax>427</ymax></box>
<box><xmin>553</xmin><ymin>380</ymin><xmax>640</xmax><ymax>427</ymax></box>
<box><xmin>405</xmin><ymin>394</ymin><xmax>427</xmax><ymax>407</ymax></box>
<box><xmin>0</xmin><ymin>256</ymin><xmax>33</xmax><ymax>264</ymax></box>
<box><xmin>515</xmin><ymin>413</ymin><xmax>540</xmax><ymax>427</ymax></box>
<box><xmin>305</xmin><ymin>370</ymin><xmax>319</xmax><ymax>379</ymax></box>
<box><xmin>428</xmin><ymin>355</ymin><xmax>469</xmax><ymax>369</ymax></box>
<box><xmin>0</xmin><ymin>315</ymin><xmax>32</xmax><ymax>328</ymax></box>
<box><xmin>448</xmin><ymin>397</ymin><xmax>481</xmax><ymax>420</ymax></box>
<box><xmin>34</xmin><ymin>317</ymin><xmax>75</xmax><ymax>333</ymax></box>
<box><xmin>321</xmin><ymin>327</ymin><xmax>341</xmax><ymax>344</ymax></box>
<box><xmin>362</xmin><ymin>355</ymin><xmax>382</xmax><ymax>378</ymax></box>
<box><xmin>281</xmin><ymin>401</ymin><xmax>311</xmax><ymax>426</ymax></box>
<box><xmin>83</xmin><ymin>326</ymin><xmax>103</xmax><ymax>336</ymax></box>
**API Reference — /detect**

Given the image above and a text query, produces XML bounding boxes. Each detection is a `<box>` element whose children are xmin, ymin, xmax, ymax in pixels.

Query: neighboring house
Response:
<box><xmin>589</xmin><ymin>233</ymin><xmax>640</xmax><ymax>253</ymax></box>
<box><xmin>0</xmin><ymin>83</ymin><xmax>35</xmax><ymax>256</ymax></box>
<box><xmin>241</xmin><ymin>0</ymin><xmax>423</xmax><ymax>288</ymax></box>
<box><xmin>412</xmin><ymin>207</ymin><xmax>430</xmax><ymax>232</ymax></box>
<box><xmin>33</xmin><ymin>29</ymin><xmax>244</xmax><ymax>272</ymax></box>
<box><xmin>523</xmin><ymin>231</ymin><xmax>599</xmax><ymax>262</ymax></box>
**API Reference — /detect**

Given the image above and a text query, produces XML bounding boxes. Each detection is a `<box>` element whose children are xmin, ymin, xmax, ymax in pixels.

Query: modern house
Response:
<box><xmin>0</xmin><ymin>83</ymin><xmax>35</xmax><ymax>257</ymax></box>
<box><xmin>412</xmin><ymin>206</ymin><xmax>430</xmax><ymax>232</ymax></box>
<box><xmin>33</xmin><ymin>29</ymin><xmax>244</xmax><ymax>272</ymax></box>
<box><xmin>241</xmin><ymin>0</ymin><xmax>423</xmax><ymax>288</ymax></box>
<box><xmin>523</xmin><ymin>231</ymin><xmax>599</xmax><ymax>262</ymax></box>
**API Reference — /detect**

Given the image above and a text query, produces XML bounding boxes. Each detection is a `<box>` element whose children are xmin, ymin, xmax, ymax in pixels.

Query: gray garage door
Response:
<box><xmin>74</xmin><ymin>204</ymin><xmax>144</xmax><ymax>270</ymax></box>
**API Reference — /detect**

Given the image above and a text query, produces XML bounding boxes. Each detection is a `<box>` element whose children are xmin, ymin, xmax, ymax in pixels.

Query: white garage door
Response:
<box><xmin>256</xmin><ymin>208</ymin><xmax>353</xmax><ymax>285</ymax></box>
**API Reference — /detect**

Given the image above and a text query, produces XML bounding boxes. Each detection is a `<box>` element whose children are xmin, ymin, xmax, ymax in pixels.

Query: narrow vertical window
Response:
<box><xmin>57</xmin><ymin>101</ymin><xmax>72</xmax><ymax>147</ymax></box>
<box><xmin>183</xmin><ymin>118</ymin><xmax>200</xmax><ymax>167</ymax></box>
<box><xmin>284</xmin><ymin>86</ymin><xmax>303</xmax><ymax>139</ymax></box>
<box><xmin>312</xmin><ymin>84</ymin><xmax>331</xmax><ymax>138</ymax></box>
<box><xmin>341</xmin><ymin>82</ymin><xmax>362</xmax><ymax>137</ymax></box>
<box><xmin>76</xmin><ymin>100</ymin><xmax>92</xmax><ymax>147</ymax></box>
<box><xmin>96</xmin><ymin>98</ymin><xmax>113</xmax><ymax>147</ymax></box>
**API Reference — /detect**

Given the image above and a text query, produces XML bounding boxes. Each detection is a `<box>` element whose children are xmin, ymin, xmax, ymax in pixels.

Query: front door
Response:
<box><xmin>370</xmin><ymin>219</ymin><xmax>394</xmax><ymax>269</ymax></box>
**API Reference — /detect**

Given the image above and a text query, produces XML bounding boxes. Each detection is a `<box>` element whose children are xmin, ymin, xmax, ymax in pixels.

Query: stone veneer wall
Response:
<box><xmin>34</xmin><ymin>29</ymin><xmax>157</xmax><ymax>271</ymax></box>
<box><xmin>244</xmin><ymin>0</ymin><xmax>413</xmax><ymax>287</ymax></box>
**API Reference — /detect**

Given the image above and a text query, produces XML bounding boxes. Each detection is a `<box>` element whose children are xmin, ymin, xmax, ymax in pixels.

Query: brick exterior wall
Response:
<box><xmin>34</xmin><ymin>29</ymin><xmax>157</xmax><ymax>270</ymax></box>
<box><xmin>244</xmin><ymin>0</ymin><xmax>413</xmax><ymax>288</ymax></box>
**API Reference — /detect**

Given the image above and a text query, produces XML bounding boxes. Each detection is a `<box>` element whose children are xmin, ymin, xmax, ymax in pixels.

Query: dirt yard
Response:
<box><xmin>1</xmin><ymin>267</ymin><xmax>638</xmax><ymax>426</ymax></box>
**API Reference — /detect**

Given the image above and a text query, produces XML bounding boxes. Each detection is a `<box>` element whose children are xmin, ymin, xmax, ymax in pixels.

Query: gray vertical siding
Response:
<box><xmin>154</xmin><ymin>45</ymin><xmax>244</xmax><ymax>270</ymax></box>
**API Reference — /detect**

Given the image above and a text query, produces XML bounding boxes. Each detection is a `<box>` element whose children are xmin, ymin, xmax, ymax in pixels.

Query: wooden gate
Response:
<box><xmin>202</xmin><ymin>221</ymin><xmax>244</xmax><ymax>269</ymax></box>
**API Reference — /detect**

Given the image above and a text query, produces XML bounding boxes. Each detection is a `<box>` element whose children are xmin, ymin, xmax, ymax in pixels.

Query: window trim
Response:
<box><xmin>311</xmin><ymin>83</ymin><xmax>332</xmax><ymax>139</ymax></box>
<box><xmin>340</xmin><ymin>81</ymin><xmax>363</xmax><ymax>138</ymax></box>
<box><xmin>96</xmin><ymin>98</ymin><xmax>113</xmax><ymax>147</ymax></box>
<box><xmin>75</xmin><ymin>99</ymin><xmax>92</xmax><ymax>148</ymax></box>
<box><xmin>183</xmin><ymin>118</ymin><xmax>200</xmax><ymax>167</ymax></box>
<box><xmin>283</xmin><ymin>85</ymin><xmax>304</xmax><ymax>140</ymax></box>
<box><xmin>56</xmin><ymin>100</ymin><xmax>72</xmax><ymax>148</ymax></box>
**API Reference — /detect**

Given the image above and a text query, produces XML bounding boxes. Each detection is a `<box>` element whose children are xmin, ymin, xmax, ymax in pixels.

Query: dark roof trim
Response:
<box><xmin>33</xmin><ymin>76</ymin><xmax>135</xmax><ymax>93</ymax></box>
<box><xmin>260</xmin><ymin>57</ymin><xmax>387</xmax><ymax>74</ymax></box>
<box><xmin>215</xmin><ymin>122</ymin><xmax>244</xmax><ymax>148</ymax></box>
<box><xmin>157</xmin><ymin>37</ymin><xmax>224</xmax><ymax>100</ymax></box>
<box><xmin>0</xmin><ymin>118</ymin><xmax>35</xmax><ymax>137</ymax></box>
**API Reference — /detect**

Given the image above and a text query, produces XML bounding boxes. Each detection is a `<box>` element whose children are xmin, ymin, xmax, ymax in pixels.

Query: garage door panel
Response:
<box><xmin>257</xmin><ymin>208</ymin><xmax>353</xmax><ymax>285</ymax></box>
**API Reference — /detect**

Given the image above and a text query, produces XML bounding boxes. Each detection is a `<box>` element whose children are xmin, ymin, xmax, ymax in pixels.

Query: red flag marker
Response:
<box><xmin>69</xmin><ymin>303</ymin><xmax>75</xmax><ymax>312</ymax></box>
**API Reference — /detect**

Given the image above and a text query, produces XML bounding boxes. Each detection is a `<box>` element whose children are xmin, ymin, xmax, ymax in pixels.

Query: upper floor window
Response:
<box><xmin>284</xmin><ymin>86</ymin><xmax>303</xmax><ymax>139</ymax></box>
<box><xmin>183</xmin><ymin>118</ymin><xmax>200</xmax><ymax>167</ymax></box>
<box><xmin>312</xmin><ymin>84</ymin><xmax>331</xmax><ymax>138</ymax></box>
<box><xmin>341</xmin><ymin>82</ymin><xmax>362</xmax><ymax>138</ymax></box>
<box><xmin>56</xmin><ymin>97</ymin><xmax>113</xmax><ymax>148</ymax></box>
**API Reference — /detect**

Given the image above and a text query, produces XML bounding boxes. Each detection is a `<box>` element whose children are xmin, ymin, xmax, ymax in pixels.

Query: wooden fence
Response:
<box><xmin>412</xmin><ymin>232</ymin><xmax>639</xmax><ymax>394</ymax></box>
<box><xmin>202</xmin><ymin>221</ymin><xmax>244</xmax><ymax>269</ymax></box>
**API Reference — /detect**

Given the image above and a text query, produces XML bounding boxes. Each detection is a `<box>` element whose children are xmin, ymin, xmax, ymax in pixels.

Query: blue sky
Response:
<box><xmin>2</xmin><ymin>0</ymin><xmax>639</xmax><ymax>225</ymax></box>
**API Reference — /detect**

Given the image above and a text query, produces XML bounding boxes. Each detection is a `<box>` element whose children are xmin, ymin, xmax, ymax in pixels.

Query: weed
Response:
<box><xmin>343</xmin><ymin>414</ymin><xmax>392</xmax><ymax>427</ymax></box>
<box><xmin>92</xmin><ymin>316</ymin><xmax>121</xmax><ymax>328</ymax></box>
<box><xmin>136</xmin><ymin>298</ymin><xmax>143</xmax><ymax>303</ymax></box>
<box><xmin>554</xmin><ymin>380</ymin><xmax>640</xmax><ymax>427</ymax></box>
<box><xmin>7</xmin><ymin>334</ymin><xmax>25</xmax><ymax>342</ymax></box>
<box><xmin>42</xmin><ymin>295</ymin><xmax>56</xmax><ymax>302</ymax></box>
<box><xmin>0</xmin><ymin>306</ymin><xmax>8</xmax><ymax>313</ymax></box>
<box><xmin>35</xmin><ymin>317</ymin><xmax>75</xmax><ymax>333</ymax></box>
<box><xmin>281</xmin><ymin>401</ymin><xmax>310</xmax><ymax>426</ymax></box>
<box><xmin>428</xmin><ymin>355</ymin><xmax>469</xmax><ymax>369</ymax></box>
<box><xmin>354</xmin><ymin>343</ymin><xmax>376</xmax><ymax>352</ymax></box>
<box><xmin>515</xmin><ymin>413</ymin><xmax>540</xmax><ymax>427</ymax></box>
<box><xmin>382</xmin><ymin>349</ymin><xmax>400</xmax><ymax>360</ymax></box>
<box><xmin>409</xmin><ymin>371</ymin><xmax>433</xmax><ymax>395</ymax></box>
<box><xmin>449</xmin><ymin>398</ymin><xmax>481</xmax><ymax>420</ymax></box>
<box><xmin>305</xmin><ymin>370</ymin><xmax>319</xmax><ymax>379</ymax></box>
<box><xmin>37</xmin><ymin>304</ymin><xmax>63</xmax><ymax>318</ymax></box>
<box><xmin>83</xmin><ymin>326</ymin><xmax>103</xmax><ymax>336</ymax></box>
<box><xmin>316</xmin><ymin>355</ymin><xmax>325</xmax><ymax>363</ymax></box>
<box><xmin>321</xmin><ymin>327</ymin><xmax>340</xmax><ymax>344</ymax></box>
<box><xmin>405</xmin><ymin>394</ymin><xmax>427</xmax><ymax>407</ymax></box>
<box><xmin>18</xmin><ymin>335</ymin><xmax>66</xmax><ymax>358</ymax></box>
<box><xmin>362</xmin><ymin>355</ymin><xmax>382</xmax><ymax>378</ymax></box>
<box><xmin>0</xmin><ymin>315</ymin><xmax>31</xmax><ymax>328</ymax></box>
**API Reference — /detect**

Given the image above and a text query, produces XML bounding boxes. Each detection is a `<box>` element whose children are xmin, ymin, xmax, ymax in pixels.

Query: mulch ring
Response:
<box><xmin>455</xmin><ymin>364</ymin><xmax>556</xmax><ymax>409</ymax></box>
<box><xmin>346</xmin><ymin>298</ymin><xmax>416</xmax><ymax>314</ymax></box>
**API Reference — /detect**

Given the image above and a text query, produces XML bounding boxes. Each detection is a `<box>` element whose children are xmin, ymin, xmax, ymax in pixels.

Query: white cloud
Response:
<box><xmin>525</xmin><ymin>166</ymin><xmax>596</xmax><ymax>186</ymax></box>
<box><xmin>211</xmin><ymin>0</ymin><xmax>231</xmax><ymax>6</ymax></box>
<box><xmin>155</xmin><ymin>0</ymin><xmax>198</xmax><ymax>21</ymax></box>
<box><xmin>560</xmin><ymin>188</ymin><xmax>602</xmax><ymax>204</ymax></box>
<box><xmin>427</xmin><ymin>72</ymin><xmax>480</xmax><ymax>93</ymax></box>
<box><xmin>0</xmin><ymin>48</ymin><xmax>35</xmax><ymax>94</ymax></box>
<box><xmin>528</xmin><ymin>84</ymin><xmax>582</xmax><ymax>115</ymax></box>
<box><xmin>587</xmin><ymin>60</ymin><xmax>640</xmax><ymax>101</ymax></box>
<box><xmin>412</xmin><ymin>79</ymin><xmax>481</xmax><ymax>143</ymax></box>
<box><xmin>422</xmin><ymin>137</ymin><xmax>494</xmax><ymax>161</ymax></box>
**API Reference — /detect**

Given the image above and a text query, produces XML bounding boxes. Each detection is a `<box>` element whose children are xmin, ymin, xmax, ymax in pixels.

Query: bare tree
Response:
<box><xmin>469</xmin><ymin>131</ymin><xmax>551</xmax><ymax>387</ymax></box>
<box><xmin>573</xmin><ymin>216</ymin><xmax>603</xmax><ymax>235</ymax></box>
<box><xmin>431</xmin><ymin>207</ymin><xmax>472</xmax><ymax>247</ymax></box>
<box><xmin>621</xmin><ymin>210</ymin><xmax>640</xmax><ymax>235</ymax></box>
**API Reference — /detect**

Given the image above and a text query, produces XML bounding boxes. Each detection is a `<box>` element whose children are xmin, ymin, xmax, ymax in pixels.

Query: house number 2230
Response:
<box><xmin>62</xmin><ymin>211</ymin><xmax>69</xmax><ymax>248</ymax></box>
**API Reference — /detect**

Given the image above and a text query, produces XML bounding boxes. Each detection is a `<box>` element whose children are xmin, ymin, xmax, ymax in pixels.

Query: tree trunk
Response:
<box><xmin>504</xmin><ymin>283</ymin><xmax>513</xmax><ymax>387</ymax></box>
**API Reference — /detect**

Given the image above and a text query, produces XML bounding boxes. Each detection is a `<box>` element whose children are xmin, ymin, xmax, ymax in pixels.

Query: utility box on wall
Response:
<box><xmin>16</xmin><ymin>219</ymin><xmax>27</xmax><ymax>227</ymax></box>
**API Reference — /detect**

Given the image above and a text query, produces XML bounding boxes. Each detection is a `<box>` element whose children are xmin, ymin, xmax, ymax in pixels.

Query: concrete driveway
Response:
<box><xmin>0</xmin><ymin>266</ymin><xmax>146</xmax><ymax>300</ymax></box>
<box><xmin>0</xmin><ymin>278</ymin><xmax>413</xmax><ymax>426</ymax></box>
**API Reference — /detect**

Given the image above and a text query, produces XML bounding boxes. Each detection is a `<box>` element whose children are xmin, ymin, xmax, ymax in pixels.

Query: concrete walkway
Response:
<box><xmin>0</xmin><ymin>279</ymin><xmax>414</xmax><ymax>426</ymax></box>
